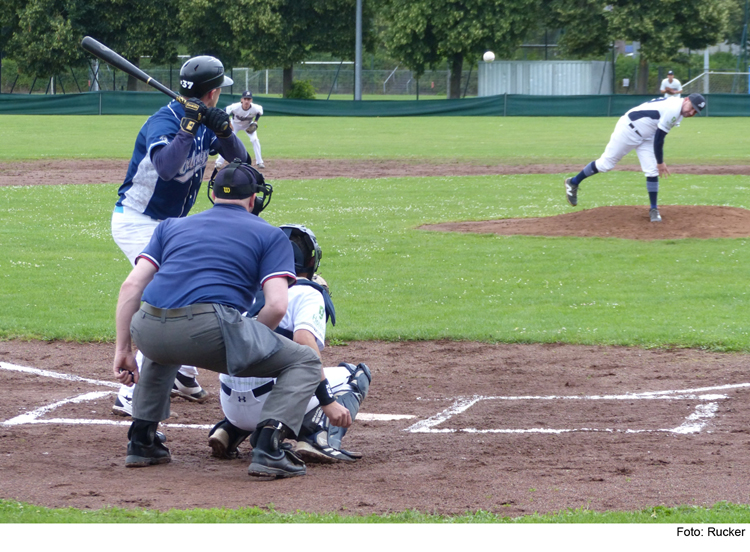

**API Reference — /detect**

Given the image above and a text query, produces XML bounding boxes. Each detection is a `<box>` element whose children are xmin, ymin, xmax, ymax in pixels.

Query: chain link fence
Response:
<box><xmin>0</xmin><ymin>57</ymin><xmax>480</xmax><ymax>97</ymax></box>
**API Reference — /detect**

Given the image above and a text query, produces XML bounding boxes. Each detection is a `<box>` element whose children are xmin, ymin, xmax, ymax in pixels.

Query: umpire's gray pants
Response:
<box><xmin>130</xmin><ymin>303</ymin><xmax>321</xmax><ymax>436</ymax></box>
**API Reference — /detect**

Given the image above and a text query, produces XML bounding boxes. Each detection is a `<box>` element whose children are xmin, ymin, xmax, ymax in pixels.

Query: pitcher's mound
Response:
<box><xmin>421</xmin><ymin>205</ymin><xmax>750</xmax><ymax>240</ymax></box>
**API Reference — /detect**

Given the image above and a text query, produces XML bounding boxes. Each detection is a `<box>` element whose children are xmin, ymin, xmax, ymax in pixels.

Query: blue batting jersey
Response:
<box><xmin>116</xmin><ymin>100</ymin><xmax>217</xmax><ymax>220</ymax></box>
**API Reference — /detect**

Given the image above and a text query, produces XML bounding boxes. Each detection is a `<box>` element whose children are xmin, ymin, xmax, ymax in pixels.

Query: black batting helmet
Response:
<box><xmin>179</xmin><ymin>56</ymin><xmax>233</xmax><ymax>98</ymax></box>
<box><xmin>280</xmin><ymin>224</ymin><xmax>322</xmax><ymax>276</ymax></box>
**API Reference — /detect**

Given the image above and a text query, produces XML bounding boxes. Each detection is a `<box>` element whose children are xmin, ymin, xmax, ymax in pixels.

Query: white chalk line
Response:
<box><xmin>0</xmin><ymin>361</ymin><xmax>413</xmax><ymax>428</ymax></box>
<box><xmin>406</xmin><ymin>383</ymin><xmax>750</xmax><ymax>435</ymax></box>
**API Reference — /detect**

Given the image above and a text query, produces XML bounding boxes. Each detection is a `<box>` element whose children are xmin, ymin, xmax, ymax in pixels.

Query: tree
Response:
<box><xmin>381</xmin><ymin>0</ymin><xmax>540</xmax><ymax>98</ymax></box>
<box><xmin>5</xmin><ymin>0</ymin><xmax>179</xmax><ymax>90</ymax></box>
<box><xmin>543</xmin><ymin>0</ymin><xmax>612</xmax><ymax>58</ymax></box>
<box><xmin>607</xmin><ymin>0</ymin><xmax>729</xmax><ymax>93</ymax></box>
<box><xmin>181</xmin><ymin>0</ymin><xmax>377</xmax><ymax>96</ymax></box>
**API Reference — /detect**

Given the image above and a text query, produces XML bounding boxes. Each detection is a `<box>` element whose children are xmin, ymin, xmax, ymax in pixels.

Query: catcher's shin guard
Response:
<box><xmin>299</xmin><ymin>362</ymin><xmax>372</xmax><ymax>451</ymax></box>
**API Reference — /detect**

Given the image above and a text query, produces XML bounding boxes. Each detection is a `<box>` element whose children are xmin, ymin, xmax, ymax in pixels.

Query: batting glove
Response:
<box><xmin>180</xmin><ymin>98</ymin><xmax>207</xmax><ymax>135</ymax></box>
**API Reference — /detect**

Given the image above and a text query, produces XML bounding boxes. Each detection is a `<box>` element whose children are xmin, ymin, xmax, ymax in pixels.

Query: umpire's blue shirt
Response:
<box><xmin>138</xmin><ymin>204</ymin><xmax>296</xmax><ymax>311</ymax></box>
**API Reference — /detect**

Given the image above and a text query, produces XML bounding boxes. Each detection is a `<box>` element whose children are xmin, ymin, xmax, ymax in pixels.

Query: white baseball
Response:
<box><xmin>483</xmin><ymin>51</ymin><xmax>495</xmax><ymax>62</ymax></box>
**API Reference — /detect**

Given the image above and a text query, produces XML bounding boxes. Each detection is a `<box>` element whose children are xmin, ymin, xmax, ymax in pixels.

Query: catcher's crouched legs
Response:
<box><xmin>208</xmin><ymin>417</ymin><xmax>251</xmax><ymax>459</ymax></box>
<box><xmin>294</xmin><ymin>362</ymin><xmax>372</xmax><ymax>464</ymax></box>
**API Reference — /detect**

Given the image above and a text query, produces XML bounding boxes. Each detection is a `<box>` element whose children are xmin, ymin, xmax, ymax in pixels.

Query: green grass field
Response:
<box><xmin>1</xmin><ymin>114</ymin><xmax>749</xmax><ymax>164</ymax></box>
<box><xmin>1</xmin><ymin>114</ymin><xmax>749</xmax><ymax>524</ymax></box>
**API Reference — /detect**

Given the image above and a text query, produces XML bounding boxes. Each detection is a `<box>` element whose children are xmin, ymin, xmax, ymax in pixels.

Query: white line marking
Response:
<box><xmin>405</xmin><ymin>384</ymin><xmax>749</xmax><ymax>435</ymax></box>
<box><xmin>0</xmin><ymin>362</ymin><xmax>413</xmax><ymax>427</ymax></box>
<box><xmin>0</xmin><ymin>362</ymin><xmax>118</xmax><ymax>388</ymax></box>
<box><xmin>2</xmin><ymin>391</ymin><xmax>113</xmax><ymax>426</ymax></box>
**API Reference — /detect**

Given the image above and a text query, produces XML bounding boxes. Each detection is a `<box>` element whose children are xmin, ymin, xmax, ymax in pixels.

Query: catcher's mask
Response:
<box><xmin>280</xmin><ymin>224</ymin><xmax>322</xmax><ymax>275</ymax></box>
<box><xmin>207</xmin><ymin>159</ymin><xmax>272</xmax><ymax>216</ymax></box>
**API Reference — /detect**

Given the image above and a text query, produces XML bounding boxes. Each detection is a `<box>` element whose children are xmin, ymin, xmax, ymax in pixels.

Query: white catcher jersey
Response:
<box><xmin>623</xmin><ymin>96</ymin><xmax>684</xmax><ymax>140</ymax></box>
<box><xmin>226</xmin><ymin>102</ymin><xmax>263</xmax><ymax>133</ymax></box>
<box><xmin>220</xmin><ymin>281</ymin><xmax>326</xmax><ymax>392</ymax></box>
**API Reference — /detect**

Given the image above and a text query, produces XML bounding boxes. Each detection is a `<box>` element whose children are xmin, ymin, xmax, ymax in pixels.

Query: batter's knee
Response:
<box><xmin>594</xmin><ymin>157</ymin><xmax>616</xmax><ymax>173</ymax></box>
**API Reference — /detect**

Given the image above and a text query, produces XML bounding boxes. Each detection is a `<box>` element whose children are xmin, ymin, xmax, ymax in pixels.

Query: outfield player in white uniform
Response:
<box><xmin>215</xmin><ymin>90</ymin><xmax>265</xmax><ymax>169</ymax></box>
<box><xmin>564</xmin><ymin>93</ymin><xmax>705</xmax><ymax>223</ymax></box>
<box><xmin>208</xmin><ymin>224</ymin><xmax>371</xmax><ymax>464</ymax></box>
<box><xmin>111</xmin><ymin>56</ymin><xmax>250</xmax><ymax>416</ymax></box>
<box><xmin>660</xmin><ymin>70</ymin><xmax>683</xmax><ymax>98</ymax></box>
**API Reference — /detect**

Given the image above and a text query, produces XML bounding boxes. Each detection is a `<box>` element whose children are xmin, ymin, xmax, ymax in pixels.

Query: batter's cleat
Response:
<box><xmin>112</xmin><ymin>394</ymin><xmax>133</xmax><ymax>417</ymax></box>
<box><xmin>257</xmin><ymin>163</ymin><xmax>265</xmax><ymax>169</ymax></box>
<box><xmin>565</xmin><ymin>178</ymin><xmax>578</xmax><ymax>206</ymax></box>
<box><xmin>292</xmin><ymin>439</ymin><xmax>358</xmax><ymax>464</ymax></box>
<box><xmin>171</xmin><ymin>372</ymin><xmax>210</xmax><ymax>403</ymax></box>
<box><xmin>650</xmin><ymin>208</ymin><xmax>662</xmax><ymax>222</ymax></box>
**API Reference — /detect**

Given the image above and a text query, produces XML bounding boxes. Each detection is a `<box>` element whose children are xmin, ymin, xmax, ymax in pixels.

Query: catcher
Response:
<box><xmin>208</xmin><ymin>224</ymin><xmax>371</xmax><ymax>463</ymax></box>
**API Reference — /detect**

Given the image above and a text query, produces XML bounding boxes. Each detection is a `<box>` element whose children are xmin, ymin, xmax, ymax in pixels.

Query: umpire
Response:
<box><xmin>113</xmin><ymin>161</ymin><xmax>321</xmax><ymax>479</ymax></box>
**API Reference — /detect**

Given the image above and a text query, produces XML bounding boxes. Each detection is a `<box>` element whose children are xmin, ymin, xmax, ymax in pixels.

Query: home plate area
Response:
<box><xmin>2</xmin><ymin>339</ymin><xmax>750</xmax><ymax>515</ymax></box>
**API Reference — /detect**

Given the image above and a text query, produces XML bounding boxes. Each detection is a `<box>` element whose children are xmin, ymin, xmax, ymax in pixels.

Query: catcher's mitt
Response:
<box><xmin>247</xmin><ymin>122</ymin><xmax>258</xmax><ymax>134</ymax></box>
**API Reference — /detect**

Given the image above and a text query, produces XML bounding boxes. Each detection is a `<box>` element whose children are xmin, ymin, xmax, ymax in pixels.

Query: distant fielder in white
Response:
<box><xmin>660</xmin><ymin>70</ymin><xmax>682</xmax><ymax>98</ymax></box>
<box><xmin>216</xmin><ymin>90</ymin><xmax>265</xmax><ymax>169</ymax></box>
<box><xmin>483</xmin><ymin>51</ymin><xmax>495</xmax><ymax>62</ymax></box>
<box><xmin>564</xmin><ymin>93</ymin><xmax>705</xmax><ymax>223</ymax></box>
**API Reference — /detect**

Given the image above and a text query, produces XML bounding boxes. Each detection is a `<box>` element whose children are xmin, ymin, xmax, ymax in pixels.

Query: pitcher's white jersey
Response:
<box><xmin>622</xmin><ymin>96</ymin><xmax>684</xmax><ymax>140</ymax></box>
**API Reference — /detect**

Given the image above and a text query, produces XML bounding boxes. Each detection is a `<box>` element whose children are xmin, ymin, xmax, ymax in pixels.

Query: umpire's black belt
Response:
<box><xmin>628</xmin><ymin>123</ymin><xmax>643</xmax><ymax>137</ymax></box>
<box><xmin>140</xmin><ymin>302</ymin><xmax>215</xmax><ymax>320</ymax></box>
<box><xmin>221</xmin><ymin>380</ymin><xmax>275</xmax><ymax>399</ymax></box>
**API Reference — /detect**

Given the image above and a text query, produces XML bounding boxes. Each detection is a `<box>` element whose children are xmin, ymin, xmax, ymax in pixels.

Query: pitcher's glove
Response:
<box><xmin>247</xmin><ymin>122</ymin><xmax>258</xmax><ymax>134</ymax></box>
<box><xmin>180</xmin><ymin>98</ymin><xmax>207</xmax><ymax>135</ymax></box>
<box><xmin>204</xmin><ymin>107</ymin><xmax>233</xmax><ymax>138</ymax></box>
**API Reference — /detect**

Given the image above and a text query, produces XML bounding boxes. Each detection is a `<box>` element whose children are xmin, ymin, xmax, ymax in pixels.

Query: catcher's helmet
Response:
<box><xmin>280</xmin><ymin>224</ymin><xmax>322</xmax><ymax>276</ymax></box>
<box><xmin>207</xmin><ymin>159</ymin><xmax>273</xmax><ymax>215</ymax></box>
<box><xmin>179</xmin><ymin>56</ymin><xmax>233</xmax><ymax>98</ymax></box>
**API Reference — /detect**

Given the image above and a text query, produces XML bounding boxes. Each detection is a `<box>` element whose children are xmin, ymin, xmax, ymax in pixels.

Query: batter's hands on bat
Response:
<box><xmin>204</xmin><ymin>107</ymin><xmax>233</xmax><ymax>138</ymax></box>
<box><xmin>180</xmin><ymin>98</ymin><xmax>207</xmax><ymax>135</ymax></box>
<box><xmin>657</xmin><ymin>163</ymin><xmax>671</xmax><ymax>177</ymax></box>
<box><xmin>113</xmin><ymin>351</ymin><xmax>139</xmax><ymax>386</ymax></box>
<box><xmin>321</xmin><ymin>401</ymin><xmax>352</xmax><ymax>428</ymax></box>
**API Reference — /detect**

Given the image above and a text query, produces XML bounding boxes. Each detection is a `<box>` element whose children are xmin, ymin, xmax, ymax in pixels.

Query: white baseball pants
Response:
<box><xmin>596</xmin><ymin>118</ymin><xmax>659</xmax><ymax>178</ymax></box>
<box><xmin>221</xmin><ymin>366</ymin><xmax>354</xmax><ymax>432</ymax></box>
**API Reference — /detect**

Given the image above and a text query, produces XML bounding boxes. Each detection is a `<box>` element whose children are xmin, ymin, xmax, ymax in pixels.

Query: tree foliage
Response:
<box><xmin>381</xmin><ymin>0</ymin><xmax>540</xmax><ymax>97</ymax></box>
<box><xmin>181</xmin><ymin>0</ymin><xmax>377</xmax><ymax>94</ymax></box>
<box><xmin>4</xmin><ymin>0</ymin><xmax>178</xmax><ymax>83</ymax></box>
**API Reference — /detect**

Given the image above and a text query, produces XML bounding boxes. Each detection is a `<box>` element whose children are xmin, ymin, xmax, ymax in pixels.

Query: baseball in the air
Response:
<box><xmin>483</xmin><ymin>51</ymin><xmax>495</xmax><ymax>62</ymax></box>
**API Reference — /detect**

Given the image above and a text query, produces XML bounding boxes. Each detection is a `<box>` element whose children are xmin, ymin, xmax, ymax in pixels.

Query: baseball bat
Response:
<box><xmin>80</xmin><ymin>36</ymin><xmax>185</xmax><ymax>105</ymax></box>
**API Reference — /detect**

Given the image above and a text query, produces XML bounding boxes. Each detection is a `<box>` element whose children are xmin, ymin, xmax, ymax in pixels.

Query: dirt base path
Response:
<box><xmin>3</xmin><ymin>159</ymin><xmax>750</xmax><ymax>187</ymax></box>
<box><xmin>1</xmin><ymin>339</ymin><xmax>749</xmax><ymax>515</ymax></box>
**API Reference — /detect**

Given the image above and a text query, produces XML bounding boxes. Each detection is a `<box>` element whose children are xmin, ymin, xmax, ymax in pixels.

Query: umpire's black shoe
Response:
<box><xmin>126</xmin><ymin>419</ymin><xmax>171</xmax><ymax>468</ymax></box>
<box><xmin>565</xmin><ymin>177</ymin><xmax>578</xmax><ymax>207</ymax></box>
<box><xmin>247</xmin><ymin>446</ymin><xmax>306</xmax><ymax>479</ymax></box>
<box><xmin>247</xmin><ymin>421</ymin><xmax>306</xmax><ymax>479</ymax></box>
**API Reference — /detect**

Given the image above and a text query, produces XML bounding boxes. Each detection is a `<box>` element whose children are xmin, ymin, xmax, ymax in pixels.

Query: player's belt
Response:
<box><xmin>140</xmin><ymin>302</ymin><xmax>215</xmax><ymax>319</ymax></box>
<box><xmin>628</xmin><ymin>123</ymin><xmax>643</xmax><ymax>137</ymax></box>
<box><xmin>220</xmin><ymin>380</ymin><xmax>275</xmax><ymax>398</ymax></box>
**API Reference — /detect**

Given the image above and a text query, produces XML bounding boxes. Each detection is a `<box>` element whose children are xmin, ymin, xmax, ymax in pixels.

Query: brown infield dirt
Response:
<box><xmin>1</xmin><ymin>159</ymin><xmax>750</xmax><ymax>517</ymax></box>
